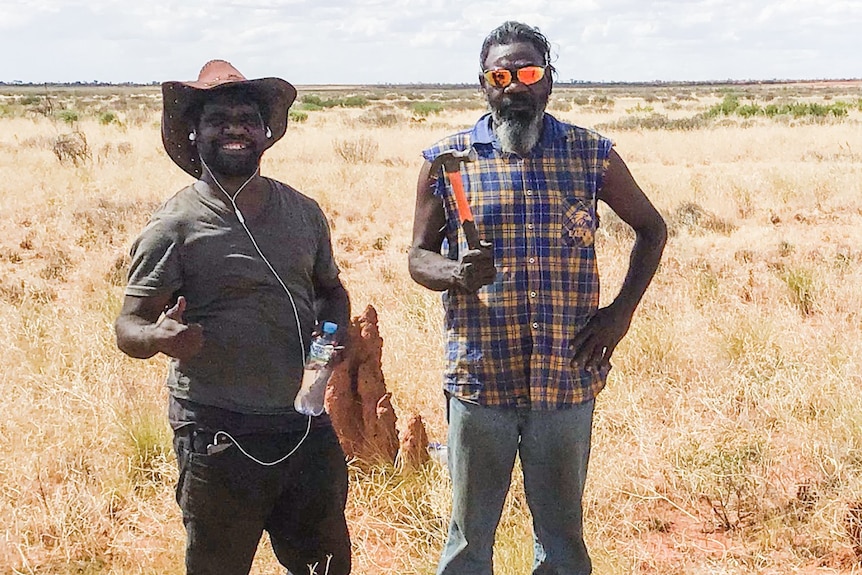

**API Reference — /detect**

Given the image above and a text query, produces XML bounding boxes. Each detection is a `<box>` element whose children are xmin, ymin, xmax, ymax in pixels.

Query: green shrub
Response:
<box><xmin>301</xmin><ymin>94</ymin><xmax>325</xmax><ymax>106</ymax></box>
<box><xmin>17</xmin><ymin>95</ymin><xmax>41</xmax><ymax>106</ymax></box>
<box><xmin>706</xmin><ymin>97</ymin><xmax>850</xmax><ymax>121</ymax></box>
<box><xmin>299</xmin><ymin>94</ymin><xmax>368</xmax><ymax>109</ymax></box>
<box><xmin>736</xmin><ymin>104</ymin><xmax>761</xmax><ymax>118</ymax></box>
<box><xmin>58</xmin><ymin>109</ymin><xmax>79</xmax><ymax>125</ymax></box>
<box><xmin>98</xmin><ymin>111</ymin><xmax>119</xmax><ymax>125</ymax></box>
<box><xmin>288</xmin><ymin>110</ymin><xmax>308</xmax><ymax>123</ymax></box>
<box><xmin>300</xmin><ymin>94</ymin><xmax>337</xmax><ymax>109</ymax></box>
<box><xmin>707</xmin><ymin>94</ymin><xmax>740</xmax><ymax>117</ymax></box>
<box><xmin>411</xmin><ymin>101</ymin><xmax>445</xmax><ymax>117</ymax></box>
<box><xmin>299</xmin><ymin>102</ymin><xmax>324</xmax><ymax>111</ymax></box>
<box><xmin>341</xmin><ymin>95</ymin><xmax>369</xmax><ymax>108</ymax></box>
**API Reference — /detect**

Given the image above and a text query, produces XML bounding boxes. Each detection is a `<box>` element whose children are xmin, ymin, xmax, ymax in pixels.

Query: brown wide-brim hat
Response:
<box><xmin>161</xmin><ymin>59</ymin><xmax>297</xmax><ymax>178</ymax></box>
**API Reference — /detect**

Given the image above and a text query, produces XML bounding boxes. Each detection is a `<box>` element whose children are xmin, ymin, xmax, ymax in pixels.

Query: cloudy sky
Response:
<box><xmin>1</xmin><ymin>0</ymin><xmax>860</xmax><ymax>85</ymax></box>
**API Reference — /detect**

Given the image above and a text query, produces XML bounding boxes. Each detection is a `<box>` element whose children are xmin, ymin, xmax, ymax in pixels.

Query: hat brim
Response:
<box><xmin>161</xmin><ymin>77</ymin><xmax>297</xmax><ymax>178</ymax></box>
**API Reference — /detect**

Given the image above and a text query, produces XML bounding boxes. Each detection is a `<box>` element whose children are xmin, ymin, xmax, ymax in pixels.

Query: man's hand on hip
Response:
<box><xmin>569</xmin><ymin>304</ymin><xmax>633</xmax><ymax>373</ymax></box>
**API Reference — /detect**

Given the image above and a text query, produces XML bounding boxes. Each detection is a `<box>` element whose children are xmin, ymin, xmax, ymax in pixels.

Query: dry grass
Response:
<box><xmin>1</xmin><ymin>83</ymin><xmax>861</xmax><ymax>574</ymax></box>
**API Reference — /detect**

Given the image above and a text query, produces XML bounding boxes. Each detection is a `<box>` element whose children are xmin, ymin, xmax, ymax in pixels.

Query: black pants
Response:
<box><xmin>173</xmin><ymin>425</ymin><xmax>351</xmax><ymax>575</ymax></box>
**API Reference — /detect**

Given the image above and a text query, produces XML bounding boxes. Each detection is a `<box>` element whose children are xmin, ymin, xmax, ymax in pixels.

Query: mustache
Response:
<box><xmin>498</xmin><ymin>95</ymin><xmax>540</xmax><ymax>118</ymax></box>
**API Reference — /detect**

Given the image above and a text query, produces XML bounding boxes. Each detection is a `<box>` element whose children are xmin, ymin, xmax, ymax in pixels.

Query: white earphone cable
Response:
<box><xmin>200</xmin><ymin>157</ymin><xmax>312</xmax><ymax>464</ymax></box>
<box><xmin>211</xmin><ymin>416</ymin><xmax>311</xmax><ymax>466</ymax></box>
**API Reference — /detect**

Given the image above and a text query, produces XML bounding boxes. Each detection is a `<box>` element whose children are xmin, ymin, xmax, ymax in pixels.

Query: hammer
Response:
<box><xmin>429</xmin><ymin>148</ymin><xmax>481</xmax><ymax>249</ymax></box>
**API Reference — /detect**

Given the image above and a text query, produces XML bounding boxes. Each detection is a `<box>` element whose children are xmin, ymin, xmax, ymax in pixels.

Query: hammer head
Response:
<box><xmin>429</xmin><ymin>147</ymin><xmax>478</xmax><ymax>175</ymax></box>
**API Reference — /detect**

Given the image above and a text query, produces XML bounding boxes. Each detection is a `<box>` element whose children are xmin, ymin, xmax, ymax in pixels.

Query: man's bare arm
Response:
<box><xmin>408</xmin><ymin>159</ymin><xmax>495</xmax><ymax>292</ymax></box>
<box><xmin>115</xmin><ymin>294</ymin><xmax>204</xmax><ymax>361</ymax></box>
<box><xmin>571</xmin><ymin>148</ymin><xmax>667</xmax><ymax>370</ymax></box>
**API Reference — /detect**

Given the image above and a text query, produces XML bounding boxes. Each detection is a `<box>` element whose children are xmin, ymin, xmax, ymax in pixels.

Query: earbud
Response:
<box><xmin>188</xmin><ymin>131</ymin><xmax>197</xmax><ymax>141</ymax></box>
<box><xmin>265</xmin><ymin>126</ymin><xmax>272</xmax><ymax>139</ymax></box>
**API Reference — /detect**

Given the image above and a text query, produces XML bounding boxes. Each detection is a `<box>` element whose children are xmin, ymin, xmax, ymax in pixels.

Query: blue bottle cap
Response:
<box><xmin>322</xmin><ymin>321</ymin><xmax>338</xmax><ymax>334</ymax></box>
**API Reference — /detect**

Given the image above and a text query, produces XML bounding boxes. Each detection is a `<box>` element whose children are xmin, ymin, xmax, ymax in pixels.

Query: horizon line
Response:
<box><xmin>2</xmin><ymin>78</ymin><xmax>861</xmax><ymax>89</ymax></box>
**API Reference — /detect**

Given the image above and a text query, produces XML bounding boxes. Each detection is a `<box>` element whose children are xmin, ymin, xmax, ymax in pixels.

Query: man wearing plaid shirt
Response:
<box><xmin>409</xmin><ymin>21</ymin><xmax>667</xmax><ymax>575</ymax></box>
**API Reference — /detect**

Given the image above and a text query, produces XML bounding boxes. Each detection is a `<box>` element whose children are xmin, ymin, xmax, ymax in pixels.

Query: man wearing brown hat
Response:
<box><xmin>114</xmin><ymin>60</ymin><xmax>352</xmax><ymax>575</ymax></box>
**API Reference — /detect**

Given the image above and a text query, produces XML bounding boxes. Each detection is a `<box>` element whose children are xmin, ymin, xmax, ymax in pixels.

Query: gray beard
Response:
<box><xmin>492</xmin><ymin>111</ymin><xmax>543</xmax><ymax>156</ymax></box>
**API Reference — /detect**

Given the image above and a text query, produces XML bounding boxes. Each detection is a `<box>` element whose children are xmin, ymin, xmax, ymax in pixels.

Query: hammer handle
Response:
<box><xmin>446</xmin><ymin>169</ymin><xmax>482</xmax><ymax>250</ymax></box>
<box><xmin>461</xmin><ymin>220</ymin><xmax>482</xmax><ymax>251</ymax></box>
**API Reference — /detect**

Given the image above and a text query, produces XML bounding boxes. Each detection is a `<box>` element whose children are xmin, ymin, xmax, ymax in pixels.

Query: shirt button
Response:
<box><xmin>531</xmin><ymin>322</ymin><xmax>539</xmax><ymax>329</ymax></box>
<box><xmin>526</xmin><ymin>190</ymin><xmax>533</xmax><ymax>196</ymax></box>
<box><xmin>530</xmin><ymin>291</ymin><xmax>537</xmax><ymax>298</ymax></box>
<box><xmin>528</xmin><ymin>257</ymin><xmax>536</xmax><ymax>264</ymax></box>
<box><xmin>527</xmin><ymin>223</ymin><xmax>534</xmax><ymax>230</ymax></box>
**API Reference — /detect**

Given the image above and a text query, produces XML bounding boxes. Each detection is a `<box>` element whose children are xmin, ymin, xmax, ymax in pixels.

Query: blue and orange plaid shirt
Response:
<box><xmin>422</xmin><ymin>113</ymin><xmax>614</xmax><ymax>409</ymax></box>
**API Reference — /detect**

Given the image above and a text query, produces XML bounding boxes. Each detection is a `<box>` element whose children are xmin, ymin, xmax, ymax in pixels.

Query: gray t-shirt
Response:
<box><xmin>125</xmin><ymin>178</ymin><xmax>340</xmax><ymax>415</ymax></box>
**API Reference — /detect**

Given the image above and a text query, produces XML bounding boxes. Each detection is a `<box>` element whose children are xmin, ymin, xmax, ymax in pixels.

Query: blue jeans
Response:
<box><xmin>438</xmin><ymin>397</ymin><xmax>594</xmax><ymax>575</ymax></box>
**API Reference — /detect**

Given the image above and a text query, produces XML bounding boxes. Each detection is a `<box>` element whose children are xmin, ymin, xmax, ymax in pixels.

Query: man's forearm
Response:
<box><xmin>611</xmin><ymin>223</ymin><xmax>667</xmax><ymax>316</ymax></box>
<box><xmin>115</xmin><ymin>316</ymin><xmax>163</xmax><ymax>359</ymax></box>
<box><xmin>408</xmin><ymin>247</ymin><xmax>459</xmax><ymax>292</ymax></box>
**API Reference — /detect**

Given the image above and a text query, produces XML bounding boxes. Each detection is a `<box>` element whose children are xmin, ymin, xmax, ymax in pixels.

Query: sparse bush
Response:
<box><xmin>52</xmin><ymin>131</ymin><xmax>91</xmax><ymax>165</ymax></box>
<box><xmin>625</xmin><ymin>103</ymin><xmax>654</xmax><ymax>114</ymax></box>
<box><xmin>3</xmin><ymin>81</ymin><xmax>862</xmax><ymax>575</ymax></box>
<box><xmin>547</xmin><ymin>98</ymin><xmax>572</xmax><ymax>112</ymax></box>
<box><xmin>17</xmin><ymin>95</ymin><xmax>41</xmax><ymax>106</ymax></box>
<box><xmin>39</xmin><ymin>248</ymin><xmax>73</xmax><ymax>281</ymax></box>
<box><xmin>123</xmin><ymin>108</ymin><xmax>152</xmax><ymax>127</ymax></box>
<box><xmin>671</xmin><ymin>201</ymin><xmax>737</xmax><ymax>235</ymax></box>
<box><xmin>597</xmin><ymin>112</ymin><xmax>711</xmax><ymax>131</ymax></box>
<box><xmin>333</xmin><ymin>135</ymin><xmax>378</xmax><ymax>163</ymax></box>
<box><xmin>780</xmin><ymin>265</ymin><xmax>818</xmax><ymax>315</ymax></box>
<box><xmin>123</xmin><ymin>408</ymin><xmax>173</xmax><ymax>485</ymax></box>
<box><xmin>592</xmin><ymin>94</ymin><xmax>614</xmax><ymax>106</ymax></box>
<box><xmin>357</xmin><ymin>107</ymin><xmax>401</xmax><ymax>127</ymax></box>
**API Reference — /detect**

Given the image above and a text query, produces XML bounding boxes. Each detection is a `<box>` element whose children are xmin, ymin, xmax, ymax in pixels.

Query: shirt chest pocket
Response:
<box><xmin>561</xmin><ymin>197</ymin><xmax>597</xmax><ymax>248</ymax></box>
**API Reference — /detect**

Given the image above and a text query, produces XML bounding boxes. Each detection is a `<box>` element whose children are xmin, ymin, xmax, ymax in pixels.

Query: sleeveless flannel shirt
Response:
<box><xmin>422</xmin><ymin>113</ymin><xmax>614</xmax><ymax>409</ymax></box>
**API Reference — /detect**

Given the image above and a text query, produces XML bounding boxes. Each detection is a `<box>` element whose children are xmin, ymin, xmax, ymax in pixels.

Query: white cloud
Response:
<box><xmin>1</xmin><ymin>0</ymin><xmax>860</xmax><ymax>83</ymax></box>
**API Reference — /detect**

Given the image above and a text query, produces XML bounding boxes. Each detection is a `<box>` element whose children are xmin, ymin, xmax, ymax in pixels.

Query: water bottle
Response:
<box><xmin>427</xmin><ymin>442</ymin><xmax>448</xmax><ymax>466</ymax></box>
<box><xmin>294</xmin><ymin>322</ymin><xmax>338</xmax><ymax>416</ymax></box>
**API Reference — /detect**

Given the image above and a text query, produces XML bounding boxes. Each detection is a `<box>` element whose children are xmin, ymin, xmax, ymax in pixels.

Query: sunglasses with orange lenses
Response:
<box><xmin>482</xmin><ymin>65</ymin><xmax>547</xmax><ymax>89</ymax></box>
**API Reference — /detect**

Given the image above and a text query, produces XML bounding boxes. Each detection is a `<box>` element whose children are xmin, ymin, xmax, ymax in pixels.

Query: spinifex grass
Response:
<box><xmin>0</xmin><ymin>83</ymin><xmax>861</xmax><ymax>573</ymax></box>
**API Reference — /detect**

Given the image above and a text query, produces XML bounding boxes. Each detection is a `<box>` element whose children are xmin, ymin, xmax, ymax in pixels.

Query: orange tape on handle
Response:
<box><xmin>446</xmin><ymin>169</ymin><xmax>481</xmax><ymax>249</ymax></box>
<box><xmin>447</xmin><ymin>170</ymin><xmax>474</xmax><ymax>223</ymax></box>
